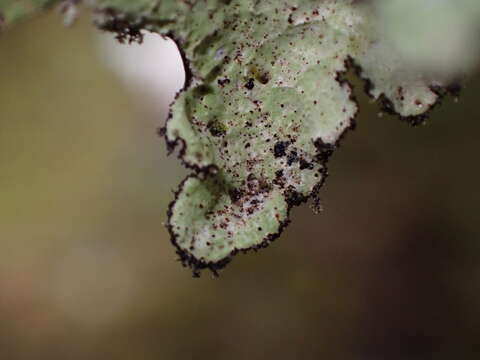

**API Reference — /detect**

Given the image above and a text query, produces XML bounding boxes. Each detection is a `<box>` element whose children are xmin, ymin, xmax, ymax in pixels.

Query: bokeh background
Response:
<box><xmin>1</xmin><ymin>11</ymin><xmax>480</xmax><ymax>360</ymax></box>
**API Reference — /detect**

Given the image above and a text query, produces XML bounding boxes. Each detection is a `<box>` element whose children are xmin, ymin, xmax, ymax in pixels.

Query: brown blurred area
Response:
<box><xmin>1</xmin><ymin>12</ymin><xmax>480</xmax><ymax>360</ymax></box>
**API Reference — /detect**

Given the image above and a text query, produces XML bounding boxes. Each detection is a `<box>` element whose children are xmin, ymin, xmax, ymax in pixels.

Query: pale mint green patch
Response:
<box><xmin>170</xmin><ymin>176</ymin><xmax>288</xmax><ymax>263</ymax></box>
<box><xmin>355</xmin><ymin>40</ymin><xmax>440</xmax><ymax>117</ymax></box>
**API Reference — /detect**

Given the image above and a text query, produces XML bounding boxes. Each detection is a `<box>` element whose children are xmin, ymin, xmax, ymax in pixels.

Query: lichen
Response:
<box><xmin>2</xmin><ymin>0</ymin><xmax>477</xmax><ymax>276</ymax></box>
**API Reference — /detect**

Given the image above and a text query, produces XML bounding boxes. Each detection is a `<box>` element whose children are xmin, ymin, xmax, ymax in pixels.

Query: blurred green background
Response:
<box><xmin>1</xmin><ymin>12</ymin><xmax>480</xmax><ymax>360</ymax></box>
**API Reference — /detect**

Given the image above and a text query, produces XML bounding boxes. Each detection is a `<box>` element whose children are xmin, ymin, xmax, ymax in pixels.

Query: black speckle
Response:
<box><xmin>314</xmin><ymin>138</ymin><xmax>335</xmax><ymax>163</ymax></box>
<box><xmin>273</xmin><ymin>169</ymin><xmax>285</xmax><ymax>187</ymax></box>
<box><xmin>273</xmin><ymin>141</ymin><xmax>289</xmax><ymax>157</ymax></box>
<box><xmin>217</xmin><ymin>78</ymin><xmax>231</xmax><ymax>87</ymax></box>
<box><xmin>229</xmin><ymin>188</ymin><xmax>243</xmax><ymax>203</ymax></box>
<box><xmin>299</xmin><ymin>158</ymin><xmax>314</xmax><ymax>170</ymax></box>
<box><xmin>245</xmin><ymin>78</ymin><xmax>255</xmax><ymax>90</ymax></box>
<box><xmin>286</xmin><ymin>150</ymin><xmax>298</xmax><ymax>165</ymax></box>
<box><xmin>207</xmin><ymin>120</ymin><xmax>226</xmax><ymax>137</ymax></box>
<box><xmin>285</xmin><ymin>187</ymin><xmax>306</xmax><ymax>206</ymax></box>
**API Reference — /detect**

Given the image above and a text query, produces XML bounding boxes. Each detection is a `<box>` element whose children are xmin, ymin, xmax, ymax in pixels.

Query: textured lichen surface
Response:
<box><xmin>2</xmin><ymin>0</ymin><xmax>477</xmax><ymax>275</ymax></box>
<box><xmin>162</xmin><ymin>1</ymin><xmax>366</xmax><ymax>275</ymax></box>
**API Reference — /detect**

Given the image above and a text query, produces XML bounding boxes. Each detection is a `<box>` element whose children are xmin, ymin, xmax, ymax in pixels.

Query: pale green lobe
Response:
<box><xmin>352</xmin><ymin>3</ymin><xmax>440</xmax><ymax>119</ymax></box>
<box><xmin>354</xmin><ymin>39</ymin><xmax>440</xmax><ymax>118</ymax></box>
<box><xmin>1</xmin><ymin>0</ymin><xmax>473</xmax><ymax>274</ymax></box>
<box><xmin>164</xmin><ymin>1</ymin><xmax>363</xmax><ymax>272</ymax></box>
<box><xmin>170</xmin><ymin>176</ymin><xmax>289</xmax><ymax>264</ymax></box>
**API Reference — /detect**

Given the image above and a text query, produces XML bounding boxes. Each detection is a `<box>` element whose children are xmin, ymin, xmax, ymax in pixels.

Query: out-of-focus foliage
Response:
<box><xmin>0</xmin><ymin>0</ymin><xmax>55</xmax><ymax>24</ymax></box>
<box><xmin>372</xmin><ymin>0</ymin><xmax>480</xmax><ymax>75</ymax></box>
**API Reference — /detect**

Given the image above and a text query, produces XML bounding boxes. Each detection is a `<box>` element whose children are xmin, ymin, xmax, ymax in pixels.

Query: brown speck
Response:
<box><xmin>245</xmin><ymin>78</ymin><xmax>255</xmax><ymax>90</ymax></box>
